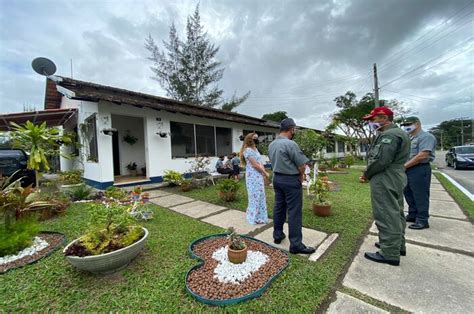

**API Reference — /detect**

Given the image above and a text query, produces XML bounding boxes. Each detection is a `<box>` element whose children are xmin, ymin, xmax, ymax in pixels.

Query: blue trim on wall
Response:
<box><xmin>82</xmin><ymin>178</ymin><xmax>114</xmax><ymax>190</ymax></box>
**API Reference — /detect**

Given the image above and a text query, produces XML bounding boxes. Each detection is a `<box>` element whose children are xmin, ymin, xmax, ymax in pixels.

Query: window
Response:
<box><xmin>170</xmin><ymin>122</ymin><xmax>195</xmax><ymax>158</ymax></box>
<box><xmin>216</xmin><ymin>127</ymin><xmax>232</xmax><ymax>156</ymax></box>
<box><xmin>326</xmin><ymin>141</ymin><xmax>335</xmax><ymax>153</ymax></box>
<box><xmin>360</xmin><ymin>143</ymin><xmax>369</xmax><ymax>152</ymax></box>
<box><xmin>196</xmin><ymin>125</ymin><xmax>215</xmax><ymax>156</ymax></box>
<box><xmin>84</xmin><ymin>115</ymin><xmax>98</xmax><ymax>162</ymax></box>
<box><xmin>337</xmin><ymin>141</ymin><xmax>345</xmax><ymax>153</ymax></box>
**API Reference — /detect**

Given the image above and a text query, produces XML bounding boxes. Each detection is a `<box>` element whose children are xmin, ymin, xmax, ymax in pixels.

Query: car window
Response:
<box><xmin>455</xmin><ymin>146</ymin><xmax>474</xmax><ymax>154</ymax></box>
<box><xmin>0</xmin><ymin>150</ymin><xmax>24</xmax><ymax>158</ymax></box>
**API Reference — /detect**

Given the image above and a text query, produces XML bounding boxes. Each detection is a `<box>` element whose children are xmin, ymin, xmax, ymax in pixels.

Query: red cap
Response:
<box><xmin>363</xmin><ymin>106</ymin><xmax>394</xmax><ymax>120</ymax></box>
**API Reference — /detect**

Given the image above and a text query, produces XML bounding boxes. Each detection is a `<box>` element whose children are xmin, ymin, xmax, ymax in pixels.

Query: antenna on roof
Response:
<box><xmin>32</xmin><ymin>57</ymin><xmax>57</xmax><ymax>76</ymax></box>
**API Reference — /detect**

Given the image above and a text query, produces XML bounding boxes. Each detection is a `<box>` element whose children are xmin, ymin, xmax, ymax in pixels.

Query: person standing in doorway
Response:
<box><xmin>268</xmin><ymin>118</ymin><xmax>315</xmax><ymax>255</ymax></box>
<box><xmin>401</xmin><ymin>116</ymin><xmax>437</xmax><ymax>230</ymax></box>
<box><xmin>240</xmin><ymin>133</ymin><xmax>270</xmax><ymax>225</ymax></box>
<box><xmin>360</xmin><ymin>107</ymin><xmax>410</xmax><ymax>266</ymax></box>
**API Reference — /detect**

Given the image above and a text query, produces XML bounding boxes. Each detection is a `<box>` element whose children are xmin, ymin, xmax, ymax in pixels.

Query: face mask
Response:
<box><xmin>369</xmin><ymin>122</ymin><xmax>383</xmax><ymax>131</ymax></box>
<box><xmin>253</xmin><ymin>138</ymin><xmax>259</xmax><ymax>145</ymax></box>
<box><xmin>403</xmin><ymin>124</ymin><xmax>416</xmax><ymax>133</ymax></box>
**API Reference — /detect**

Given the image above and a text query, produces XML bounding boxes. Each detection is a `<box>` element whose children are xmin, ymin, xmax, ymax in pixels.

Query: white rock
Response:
<box><xmin>212</xmin><ymin>246</ymin><xmax>269</xmax><ymax>284</ymax></box>
<box><xmin>0</xmin><ymin>236</ymin><xmax>49</xmax><ymax>265</ymax></box>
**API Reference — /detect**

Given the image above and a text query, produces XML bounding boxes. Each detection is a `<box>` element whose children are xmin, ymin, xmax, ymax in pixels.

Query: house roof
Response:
<box><xmin>45</xmin><ymin>76</ymin><xmax>280</xmax><ymax>129</ymax></box>
<box><xmin>0</xmin><ymin>108</ymin><xmax>77</xmax><ymax>131</ymax></box>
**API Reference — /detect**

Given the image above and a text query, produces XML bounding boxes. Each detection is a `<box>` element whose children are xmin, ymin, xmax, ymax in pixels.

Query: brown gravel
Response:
<box><xmin>187</xmin><ymin>236</ymin><xmax>289</xmax><ymax>301</ymax></box>
<box><xmin>0</xmin><ymin>233</ymin><xmax>65</xmax><ymax>273</ymax></box>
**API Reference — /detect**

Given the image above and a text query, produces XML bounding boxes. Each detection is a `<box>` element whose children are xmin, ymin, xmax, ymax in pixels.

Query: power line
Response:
<box><xmin>383</xmin><ymin>90</ymin><xmax>458</xmax><ymax>105</ymax></box>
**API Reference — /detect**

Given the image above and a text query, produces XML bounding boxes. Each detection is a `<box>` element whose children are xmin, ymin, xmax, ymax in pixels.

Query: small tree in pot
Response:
<box><xmin>217</xmin><ymin>179</ymin><xmax>240</xmax><ymax>202</ymax></box>
<box><xmin>226</xmin><ymin>227</ymin><xmax>247</xmax><ymax>264</ymax></box>
<box><xmin>309</xmin><ymin>178</ymin><xmax>332</xmax><ymax>217</ymax></box>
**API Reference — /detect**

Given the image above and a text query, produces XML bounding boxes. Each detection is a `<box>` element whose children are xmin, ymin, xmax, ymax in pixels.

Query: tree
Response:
<box><xmin>430</xmin><ymin>119</ymin><xmax>472</xmax><ymax>149</ymax></box>
<box><xmin>145</xmin><ymin>4</ymin><xmax>250</xmax><ymax>110</ymax></box>
<box><xmin>326</xmin><ymin>91</ymin><xmax>411</xmax><ymax>153</ymax></box>
<box><xmin>261</xmin><ymin>111</ymin><xmax>289</xmax><ymax>123</ymax></box>
<box><xmin>293</xmin><ymin>129</ymin><xmax>327</xmax><ymax>160</ymax></box>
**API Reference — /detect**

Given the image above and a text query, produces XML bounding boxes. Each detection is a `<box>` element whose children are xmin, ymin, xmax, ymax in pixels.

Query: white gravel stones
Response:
<box><xmin>0</xmin><ymin>236</ymin><xmax>49</xmax><ymax>265</ymax></box>
<box><xmin>212</xmin><ymin>246</ymin><xmax>269</xmax><ymax>284</ymax></box>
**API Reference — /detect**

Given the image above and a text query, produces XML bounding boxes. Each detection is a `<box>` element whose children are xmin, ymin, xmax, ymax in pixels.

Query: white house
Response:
<box><xmin>0</xmin><ymin>76</ymin><xmax>358</xmax><ymax>189</ymax></box>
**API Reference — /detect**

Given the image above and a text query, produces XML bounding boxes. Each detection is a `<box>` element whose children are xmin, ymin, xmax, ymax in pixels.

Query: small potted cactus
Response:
<box><xmin>226</xmin><ymin>227</ymin><xmax>247</xmax><ymax>264</ymax></box>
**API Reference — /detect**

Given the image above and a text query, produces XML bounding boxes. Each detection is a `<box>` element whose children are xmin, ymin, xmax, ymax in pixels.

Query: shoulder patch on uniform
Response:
<box><xmin>381</xmin><ymin>138</ymin><xmax>393</xmax><ymax>144</ymax></box>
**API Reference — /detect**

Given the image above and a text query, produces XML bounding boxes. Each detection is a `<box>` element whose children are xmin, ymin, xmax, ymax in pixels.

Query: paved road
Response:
<box><xmin>433</xmin><ymin>150</ymin><xmax>474</xmax><ymax>194</ymax></box>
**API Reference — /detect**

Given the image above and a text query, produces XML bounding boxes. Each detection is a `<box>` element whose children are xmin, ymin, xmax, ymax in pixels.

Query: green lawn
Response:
<box><xmin>1</xmin><ymin>168</ymin><xmax>373</xmax><ymax>312</ymax></box>
<box><xmin>434</xmin><ymin>172</ymin><xmax>474</xmax><ymax>220</ymax></box>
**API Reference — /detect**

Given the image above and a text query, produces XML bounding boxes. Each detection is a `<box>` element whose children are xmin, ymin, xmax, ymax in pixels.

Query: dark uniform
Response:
<box><xmin>268</xmin><ymin>129</ymin><xmax>309</xmax><ymax>252</ymax></box>
<box><xmin>365</xmin><ymin>124</ymin><xmax>410</xmax><ymax>260</ymax></box>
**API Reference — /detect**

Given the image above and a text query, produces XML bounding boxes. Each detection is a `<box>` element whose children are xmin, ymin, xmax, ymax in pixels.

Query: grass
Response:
<box><xmin>434</xmin><ymin>172</ymin><xmax>474</xmax><ymax>220</ymax></box>
<box><xmin>1</xmin><ymin>168</ymin><xmax>373</xmax><ymax>312</ymax></box>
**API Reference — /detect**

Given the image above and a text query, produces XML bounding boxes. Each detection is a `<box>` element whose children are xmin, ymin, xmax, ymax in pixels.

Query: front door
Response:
<box><xmin>112</xmin><ymin>131</ymin><xmax>120</xmax><ymax>176</ymax></box>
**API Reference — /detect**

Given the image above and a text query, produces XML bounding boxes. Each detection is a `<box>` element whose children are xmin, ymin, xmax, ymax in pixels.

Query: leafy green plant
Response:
<box><xmin>126</xmin><ymin>162</ymin><xmax>137</xmax><ymax>171</ymax></box>
<box><xmin>104</xmin><ymin>186</ymin><xmax>128</xmax><ymax>201</ymax></box>
<box><xmin>329</xmin><ymin>157</ymin><xmax>339</xmax><ymax>169</ymax></box>
<box><xmin>132</xmin><ymin>186</ymin><xmax>143</xmax><ymax>195</ymax></box>
<box><xmin>64</xmin><ymin>202</ymin><xmax>144</xmax><ymax>256</ymax></box>
<box><xmin>0</xmin><ymin>217</ymin><xmax>40</xmax><ymax>256</ymax></box>
<box><xmin>226</xmin><ymin>227</ymin><xmax>246</xmax><ymax>250</ymax></box>
<box><xmin>309</xmin><ymin>178</ymin><xmax>331</xmax><ymax>205</ymax></box>
<box><xmin>123</xmin><ymin>130</ymin><xmax>138</xmax><ymax>145</ymax></box>
<box><xmin>344</xmin><ymin>154</ymin><xmax>355</xmax><ymax>168</ymax></box>
<box><xmin>163</xmin><ymin>170</ymin><xmax>183</xmax><ymax>186</ymax></box>
<box><xmin>217</xmin><ymin>179</ymin><xmax>240</xmax><ymax>202</ymax></box>
<box><xmin>59</xmin><ymin>170</ymin><xmax>83</xmax><ymax>185</ymax></box>
<box><xmin>293</xmin><ymin>129</ymin><xmax>326</xmax><ymax>160</ymax></box>
<box><xmin>66</xmin><ymin>184</ymin><xmax>93</xmax><ymax>201</ymax></box>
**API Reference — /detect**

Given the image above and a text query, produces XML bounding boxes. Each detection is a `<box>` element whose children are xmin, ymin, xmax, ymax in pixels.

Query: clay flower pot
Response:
<box><xmin>312</xmin><ymin>203</ymin><xmax>332</xmax><ymax>217</ymax></box>
<box><xmin>227</xmin><ymin>245</ymin><xmax>248</xmax><ymax>264</ymax></box>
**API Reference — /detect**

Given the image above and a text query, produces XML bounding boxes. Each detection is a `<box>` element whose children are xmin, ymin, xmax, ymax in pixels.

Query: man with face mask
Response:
<box><xmin>360</xmin><ymin>107</ymin><xmax>410</xmax><ymax>266</ymax></box>
<box><xmin>401</xmin><ymin>116</ymin><xmax>437</xmax><ymax>230</ymax></box>
<box><xmin>268</xmin><ymin>118</ymin><xmax>315</xmax><ymax>254</ymax></box>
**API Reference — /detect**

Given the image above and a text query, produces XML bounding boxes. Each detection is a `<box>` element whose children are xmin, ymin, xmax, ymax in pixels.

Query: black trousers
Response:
<box><xmin>273</xmin><ymin>173</ymin><xmax>303</xmax><ymax>250</ymax></box>
<box><xmin>404</xmin><ymin>163</ymin><xmax>431</xmax><ymax>225</ymax></box>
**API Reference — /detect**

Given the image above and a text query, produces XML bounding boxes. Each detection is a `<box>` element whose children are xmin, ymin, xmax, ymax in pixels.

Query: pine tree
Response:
<box><xmin>145</xmin><ymin>4</ymin><xmax>250</xmax><ymax>110</ymax></box>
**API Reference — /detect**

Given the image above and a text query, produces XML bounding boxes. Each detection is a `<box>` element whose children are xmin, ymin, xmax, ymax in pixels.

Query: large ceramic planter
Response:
<box><xmin>312</xmin><ymin>203</ymin><xmax>332</xmax><ymax>217</ymax></box>
<box><xmin>227</xmin><ymin>246</ymin><xmax>248</xmax><ymax>264</ymax></box>
<box><xmin>63</xmin><ymin>227</ymin><xmax>149</xmax><ymax>274</ymax></box>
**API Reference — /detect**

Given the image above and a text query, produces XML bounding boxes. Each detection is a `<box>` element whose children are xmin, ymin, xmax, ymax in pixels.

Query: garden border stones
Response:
<box><xmin>0</xmin><ymin>231</ymin><xmax>66</xmax><ymax>274</ymax></box>
<box><xmin>185</xmin><ymin>234</ymin><xmax>289</xmax><ymax>306</ymax></box>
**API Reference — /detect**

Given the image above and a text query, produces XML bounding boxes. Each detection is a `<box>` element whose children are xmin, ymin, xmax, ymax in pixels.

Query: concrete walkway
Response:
<box><xmin>328</xmin><ymin>175</ymin><xmax>474</xmax><ymax>313</ymax></box>
<box><xmin>149</xmin><ymin>192</ymin><xmax>338</xmax><ymax>262</ymax></box>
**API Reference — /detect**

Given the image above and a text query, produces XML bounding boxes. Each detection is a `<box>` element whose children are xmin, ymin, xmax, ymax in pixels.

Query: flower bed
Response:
<box><xmin>186</xmin><ymin>234</ymin><xmax>289</xmax><ymax>305</ymax></box>
<box><xmin>0</xmin><ymin>232</ymin><xmax>65</xmax><ymax>273</ymax></box>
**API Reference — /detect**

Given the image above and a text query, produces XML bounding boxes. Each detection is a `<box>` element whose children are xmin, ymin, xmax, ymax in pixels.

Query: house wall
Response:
<box><xmin>111</xmin><ymin>115</ymin><xmax>146</xmax><ymax>176</ymax></box>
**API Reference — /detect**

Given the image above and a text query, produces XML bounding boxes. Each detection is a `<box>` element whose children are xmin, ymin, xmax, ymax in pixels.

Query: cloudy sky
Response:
<box><xmin>0</xmin><ymin>0</ymin><xmax>472</xmax><ymax>130</ymax></box>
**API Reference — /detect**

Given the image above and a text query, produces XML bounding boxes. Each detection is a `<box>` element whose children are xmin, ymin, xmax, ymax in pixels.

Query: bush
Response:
<box><xmin>104</xmin><ymin>186</ymin><xmax>128</xmax><ymax>201</ymax></box>
<box><xmin>218</xmin><ymin>179</ymin><xmax>240</xmax><ymax>202</ymax></box>
<box><xmin>0</xmin><ymin>217</ymin><xmax>40</xmax><ymax>256</ymax></box>
<box><xmin>59</xmin><ymin>170</ymin><xmax>83</xmax><ymax>185</ymax></box>
<box><xmin>67</xmin><ymin>184</ymin><xmax>93</xmax><ymax>201</ymax></box>
<box><xmin>163</xmin><ymin>170</ymin><xmax>183</xmax><ymax>186</ymax></box>
<box><xmin>344</xmin><ymin>154</ymin><xmax>355</xmax><ymax>168</ymax></box>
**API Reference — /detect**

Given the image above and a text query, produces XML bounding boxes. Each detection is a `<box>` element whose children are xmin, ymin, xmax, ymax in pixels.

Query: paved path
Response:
<box><xmin>149</xmin><ymin>192</ymin><xmax>338</xmax><ymax>262</ymax></box>
<box><xmin>328</xmin><ymin>175</ymin><xmax>474</xmax><ymax>313</ymax></box>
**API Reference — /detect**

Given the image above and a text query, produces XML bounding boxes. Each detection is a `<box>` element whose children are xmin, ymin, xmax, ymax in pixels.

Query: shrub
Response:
<box><xmin>104</xmin><ymin>186</ymin><xmax>128</xmax><ymax>201</ymax></box>
<box><xmin>218</xmin><ymin>179</ymin><xmax>240</xmax><ymax>202</ymax></box>
<box><xmin>309</xmin><ymin>178</ymin><xmax>331</xmax><ymax>205</ymax></box>
<box><xmin>66</xmin><ymin>184</ymin><xmax>93</xmax><ymax>201</ymax></box>
<box><xmin>0</xmin><ymin>217</ymin><xmax>40</xmax><ymax>256</ymax></box>
<box><xmin>59</xmin><ymin>170</ymin><xmax>83</xmax><ymax>185</ymax></box>
<box><xmin>163</xmin><ymin>170</ymin><xmax>183</xmax><ymax>186</ymax></box>
<box><xmin>344</xmin><ymin>154</ymin><xmax>355</xmax><ymax>168</ymax></box>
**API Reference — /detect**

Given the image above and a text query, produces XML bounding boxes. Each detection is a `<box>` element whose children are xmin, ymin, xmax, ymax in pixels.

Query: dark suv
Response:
<box><xmin>0</xmin><ymin>148</ymin><xmax>36</xmax><ymax>187</ymax></box>
<box><xmin>445</xmin><ymin>145</ymin><xmax>474</xmax><ymax>170</ymax></box>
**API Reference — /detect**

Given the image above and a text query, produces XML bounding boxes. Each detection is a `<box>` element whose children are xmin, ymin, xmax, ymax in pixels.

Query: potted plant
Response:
<box><xmin>141</xmin><ymin>166</ymin><xmax>146</xmax><ymax>176</ymax></box>
<box><xmin>123</xmin><ymin>130</ymin><xmax>138</xmax><ymax>145</ymax></box>
<box><xmin>59</xmin><ymin>170</ymin><xmax>83</xmax><ymax>192</ymax></box>
<box><xmin>131</xmin><ymin>186</ymin><xmax>142</xmax><ymax>201</ymax></box>
<box><xmin>180</xmin><ymin>179</ymin><xmax>192</xmax><ymax>192</ymax></box>
<box><xmin>217</xmin><ymin>179</ymin><xmax>240</xmax><ymax>202</ymax></box>
<box><xmin>226</xmin><ymin>227</ymin><xmax>247</xmax><ymax>264</ymax></box>
<box><xmin>63</xmin><ymin>202</ymin><xmax>148</xmax><ymax>274</ymax></box>
<box><xmin>141</xmin><ymin>192</ymin><xmax>150</xmax><ymax>203</ymax></box>
<box><xmin>309</xmin><ymin>178</ymin><xmax>332</xmax><ymax>217</ymax></box>
<box><xmin>186</xmin><ymin>156</ymin><xmax>211</xmax><ymax>187</ymax></box>
<box><xmin>127</xmin><ymin>162</ymin><xmax>138</xmax><ymax>176</ymax></box>
<box><xmin>163</xmin><ymin>170</ymin><xmax>183</xmax><ymax>187</ymax></box>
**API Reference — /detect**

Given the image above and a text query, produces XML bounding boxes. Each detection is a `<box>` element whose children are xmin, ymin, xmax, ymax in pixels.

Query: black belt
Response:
<box><xmin>274</xmin><ymin>172</ymin><xmax>300</xmax><ymax>176</ymax></box>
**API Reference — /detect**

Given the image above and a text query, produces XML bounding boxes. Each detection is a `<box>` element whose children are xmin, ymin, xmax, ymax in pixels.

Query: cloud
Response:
<box><xmin>0</xmin><ymin>0</ymin><xmax>472</xmax><ymax>131</ymax></box>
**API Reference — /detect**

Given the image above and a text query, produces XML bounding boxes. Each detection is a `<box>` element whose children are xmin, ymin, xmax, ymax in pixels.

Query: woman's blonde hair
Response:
<box><xmin>240</xmin><ymin>132</ymin><xmax>257</xmax><ymax>165</ymax></box>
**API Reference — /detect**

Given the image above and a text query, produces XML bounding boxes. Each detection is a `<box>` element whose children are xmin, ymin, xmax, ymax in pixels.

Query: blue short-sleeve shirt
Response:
<box><xmin>410</xmin><ymin>130</ymin><xmax>437</xmax><ymax>162</ymax></box>
<box><xmin>268</xmin><ymin>135</ymin><xmax>309</xmax><ymax>175</ymax></box>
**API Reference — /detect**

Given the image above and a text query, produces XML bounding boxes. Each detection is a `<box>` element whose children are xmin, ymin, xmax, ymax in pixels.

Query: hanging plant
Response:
<box><xmin>123</xmin><ymin>130</ymin><xmax>138</xmax><ymax>145</ymax></box>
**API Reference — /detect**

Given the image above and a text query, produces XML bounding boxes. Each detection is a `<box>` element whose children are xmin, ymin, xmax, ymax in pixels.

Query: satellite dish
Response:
<box><xmin>32</xmin><ymin>57</ymin><xmax>56</xmax><ymax>76</ymax></box>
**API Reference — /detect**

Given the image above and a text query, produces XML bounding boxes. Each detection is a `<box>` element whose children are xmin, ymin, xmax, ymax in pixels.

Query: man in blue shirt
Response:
<box><xmin>401</xmin><ymin>116</ymin><xmax>437</xmax><ymax>230</ymax></box>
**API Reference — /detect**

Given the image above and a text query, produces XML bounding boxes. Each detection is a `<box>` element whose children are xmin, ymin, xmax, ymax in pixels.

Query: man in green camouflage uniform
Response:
<box><xmin>360</xmin><ymin>106</ymin><xmax>410</xmax><ymax>266</ymax></box>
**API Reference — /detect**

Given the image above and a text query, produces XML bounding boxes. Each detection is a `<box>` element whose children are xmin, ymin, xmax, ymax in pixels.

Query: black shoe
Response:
<box><xmin>409</xmin><ymin>223</ymin><xmax>429</xmax><ymax>230</ymax></box>
<box><xmin>364</xmin><ymin>252</ymin><xmax>400</xmax><ymax>266</ymax></box>
<box><xmin>375</xmin><ymin>242</ymin><xmax>406</xmax><ymax>256</ymax></box>
<box><xmin>274</xmin><ymin>234</ymin><xmax>286</xmax><ymax>244</ymax></box>
<box><xmin>405</xmin><ymin>216</ymin><xmax>416</xmax><ymax>223</ymax></box>
<box><xmin>290</xmin><ymin>245</ymin><xmax>316</xmax><ymax>255</ymax></box>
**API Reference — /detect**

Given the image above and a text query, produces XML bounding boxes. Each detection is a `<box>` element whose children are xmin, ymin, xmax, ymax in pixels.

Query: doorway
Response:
<box><xmin>112</xmin><ymin>131</ymin><xmax>120</xmax><ymax>176</ymax></box>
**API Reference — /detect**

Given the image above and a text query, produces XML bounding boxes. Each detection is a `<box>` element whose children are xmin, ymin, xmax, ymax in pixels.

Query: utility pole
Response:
<box><xmin>373</xmin><ymin>63</ymin><xmax>379</xmax><ymax>107</ymax></box>
<box><xmin>453</xmin><ymin>117</ymin><xmax>470</xmax><ymax>145</ymax></box>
